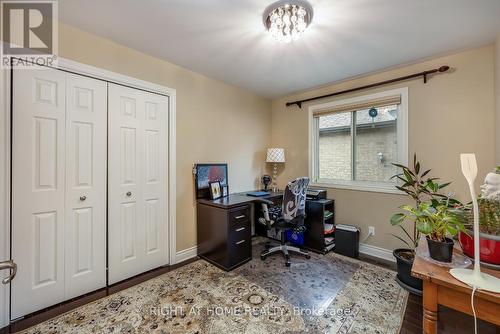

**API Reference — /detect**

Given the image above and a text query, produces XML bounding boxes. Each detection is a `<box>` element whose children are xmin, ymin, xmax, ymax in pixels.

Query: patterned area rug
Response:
<box><xmin>20</xmin><ymin>239</ymin><xmax>407</xmax><ymax>334</ymax></box>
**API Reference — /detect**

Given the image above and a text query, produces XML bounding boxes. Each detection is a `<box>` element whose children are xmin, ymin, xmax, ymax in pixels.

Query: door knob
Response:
<box><xmin>0</xmin><ymin>260</ymin><xmax>17</xmax><ymax>284</ymax></box>
<box><xmin>126</xmin><ymin>191</ymin><xmax>132</xmax><ymax>197</ymax></box>
<box><xmin>80</xmin><ymin>195</ymin><xmax>87</xmax><ymax>201</ymax></box>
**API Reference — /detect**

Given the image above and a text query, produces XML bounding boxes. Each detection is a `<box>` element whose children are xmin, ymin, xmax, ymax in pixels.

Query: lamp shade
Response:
<box><xmin>266</xmin><ymin>148</ymin><xmax>285</xmax><ymax>163</ymax></box>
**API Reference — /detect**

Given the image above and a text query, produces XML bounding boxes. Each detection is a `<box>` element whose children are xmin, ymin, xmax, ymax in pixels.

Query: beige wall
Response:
<box><xmin>58</xmin><ymin>23</ymin><xmax>272</xmax><ymax>252</ymax></box>
<box><xmin>271</xmin><ymin>46</ymin><xmax>496</xmax><ymax>251</ymax></box>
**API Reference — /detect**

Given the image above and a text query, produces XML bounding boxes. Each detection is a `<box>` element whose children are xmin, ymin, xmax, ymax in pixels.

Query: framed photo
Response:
<box><xmin>194</xmin><ymin>163</ymin><xmax>228</xmax><ymax>199</ymax></box>
<box><xmin>222</xmin><ymin>185</ymin><xmax>229</xmax><ymax>198</ymax></box>
<box><xmin>209</xmin><ymin>181</ymin><xmax>222</xmax><ymax>200</ymax></box>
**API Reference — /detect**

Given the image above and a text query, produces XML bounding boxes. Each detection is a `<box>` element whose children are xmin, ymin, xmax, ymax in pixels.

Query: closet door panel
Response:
<box><xmin>142</xmin><ymin>94</ymin><xmax>167</xmax><ymax>263</ymax></box>
<box><xmin>65</xmin><ymin>74</ymin><xmax>107</xmax><ymax>299</ymax></box>
<box><xmin>108</xmin><ymin>84</ymin><xmax>168</xmax><ymax>284</ymax></box>
<box><xmin>12</xmin><ymin>67</ymin><xmax>66</xmax><ymax>319</ymax></box>
<box><xmin>108</xmin><ymin>84</ymin><xmax>144</xmax><ymax>284</ymax></box>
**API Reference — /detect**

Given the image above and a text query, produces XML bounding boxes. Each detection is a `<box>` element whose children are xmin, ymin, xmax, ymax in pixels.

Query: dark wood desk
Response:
<box><xmin>197</xmin><ymin>191</ymin><xmax>335</xmax><ymax>270</ymax></box>
<box><xmin>411</xmin><ymin>251</ymin><xmax>500</xmax><ymax>333</ymax></box>
<box><xmin>197</xmin><ymin>191</ymin><xmax>283</xmax><ymax>271</ymax></box>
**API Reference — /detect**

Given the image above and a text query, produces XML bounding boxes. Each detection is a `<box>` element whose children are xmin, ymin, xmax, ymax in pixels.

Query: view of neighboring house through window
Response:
<box><xmin>310</xmin><ymin>88</ymin><xmax>407</xmax><ymax>192</ymax></box>
<box><xmin>318</xmin><ymin>106</ymin><xmax>398</xmax><ymax>182</ymax></box>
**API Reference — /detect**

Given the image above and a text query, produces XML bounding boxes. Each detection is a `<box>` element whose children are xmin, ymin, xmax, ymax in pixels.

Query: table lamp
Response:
<box><xmin>266</xmin><ymin>148</ymin><xmax>285</xmax><ymax>192</ymax></box>
<box><xmin>449</xmin><ymin>154</ymin><xmax>500</xmax><ymax>293</ymax></box>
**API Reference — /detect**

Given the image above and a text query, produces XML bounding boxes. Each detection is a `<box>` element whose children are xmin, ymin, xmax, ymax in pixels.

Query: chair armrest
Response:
<box><xmin>254</xmin><ymin>198</ymin><xmax>274</xmax><ymax>206</ymax></box>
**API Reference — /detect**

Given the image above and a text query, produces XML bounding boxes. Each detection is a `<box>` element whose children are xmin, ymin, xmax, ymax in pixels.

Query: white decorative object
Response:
<box><xmin>266</xmin><ymin>148</ymin><xmax>286</xmax><ymax>192</ymax></box>
<box><xmin>480</xmin><ymin>172</ymin><xmax>500</xmax><ymax>201</ymax></box>
<box><xmin>449</xmin><ymin>154</ymin><xmax>500</xmax><ymax>293</ymax></box>
<box><xmin>263</xmin><ymin>1</ymin><xmax>313</xmax><ymax>43</ymax></box>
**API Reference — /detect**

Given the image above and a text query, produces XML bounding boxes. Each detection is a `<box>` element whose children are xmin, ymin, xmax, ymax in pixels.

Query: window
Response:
<box><xmin>309</xmin><ymin>88</ymin><xmax>408</xmax><ymax>193</ymax></box>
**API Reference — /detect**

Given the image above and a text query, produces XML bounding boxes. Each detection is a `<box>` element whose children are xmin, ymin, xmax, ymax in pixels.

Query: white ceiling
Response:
<box><xmin>60</xmin><ymin>0</ymin><xmax>500</xmax><ymax>99</ymax></box>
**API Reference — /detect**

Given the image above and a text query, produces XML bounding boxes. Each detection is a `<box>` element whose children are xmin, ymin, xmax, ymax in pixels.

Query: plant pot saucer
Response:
<box><xmin>462</xmin><ymin>254</ymin><xmax>500</xmax><ymax>270</ymax></box>
<box><xmin>395</xmin><ymin>275</ymin><xmax>423</xmax><ymax>296</ymax></box>
<box><xmin>415</xmin><ymin>236</ymin><xmax>471</xmax><ymax>268</ymax></box>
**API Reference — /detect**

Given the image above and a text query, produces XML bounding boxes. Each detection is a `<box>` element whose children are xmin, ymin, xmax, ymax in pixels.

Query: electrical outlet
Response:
<box><xmin>368</xmin><ymin>226</ymin><xmax>375</xmax><ymax>236</ymax></box>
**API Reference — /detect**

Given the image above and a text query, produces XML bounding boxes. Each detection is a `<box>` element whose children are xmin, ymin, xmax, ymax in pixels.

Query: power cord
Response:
<box><xmin>471</xmin><ymin>285</ymin><xmax>478</xmax><ymax>334</ymax></box>
<box><xmin>360</xmin><ymin>231</ymin><xmax>374</xmax><ymax>243</ymax></box>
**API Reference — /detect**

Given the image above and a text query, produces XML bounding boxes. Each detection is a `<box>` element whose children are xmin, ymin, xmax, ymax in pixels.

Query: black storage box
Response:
<box><xmin>334</xmin><ymin>224</ymin><xmax>360</xmax><ymax>258</ymax></box>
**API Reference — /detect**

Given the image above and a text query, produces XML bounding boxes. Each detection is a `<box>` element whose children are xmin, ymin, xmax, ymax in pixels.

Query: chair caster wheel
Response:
<box><xmin>260</xmin><ymin>255</ymin><xmax>266</xmax><ymax>261</ymax></box>
<box><xmin>285</xmin><ymin>262</ymin><xmax>291</xmax><ymax>267</ymax></box>
<box><xmin>305</xmin><ymin>254</ymin><xmax>311</xmax><ymax>259</ymax></box>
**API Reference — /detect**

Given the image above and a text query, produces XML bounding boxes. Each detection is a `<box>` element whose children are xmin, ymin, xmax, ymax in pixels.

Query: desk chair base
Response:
<box><xmin>261</xmin><ymin>243</ymin><xmax>310</xmax><ymax>267</ymax></box>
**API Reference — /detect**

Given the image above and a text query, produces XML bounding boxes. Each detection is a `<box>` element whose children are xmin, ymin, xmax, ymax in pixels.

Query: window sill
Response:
<box><xmin>310</xmin><ymin>181</ymin><xmax>405</xmax><ymax>195</ymax></box>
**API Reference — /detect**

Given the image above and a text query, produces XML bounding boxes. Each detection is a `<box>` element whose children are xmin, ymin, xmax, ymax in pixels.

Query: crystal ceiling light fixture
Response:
<box><xmin>263</xmin><ymin>0</ymin><xmax>313</xmax><ymax>43</ymax></box>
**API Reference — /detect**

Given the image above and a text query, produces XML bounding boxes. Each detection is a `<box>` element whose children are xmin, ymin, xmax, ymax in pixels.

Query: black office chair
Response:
<box><xmin>257</xmin><ymin>177</ymin><xmax>310</xmax><ymax>267</ymax></box>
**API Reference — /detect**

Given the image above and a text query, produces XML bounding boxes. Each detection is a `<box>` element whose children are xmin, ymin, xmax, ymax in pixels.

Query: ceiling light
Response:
<box><xmin>263</xmin><ymin>0</ymin><xmax>313</xmax><ymax>43</ymax></box>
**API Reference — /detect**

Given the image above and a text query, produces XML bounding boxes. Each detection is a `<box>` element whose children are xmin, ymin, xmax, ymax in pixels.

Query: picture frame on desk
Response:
<box><xmin>209</xmin><ymin>181</ymin><xmax>222</xmax><ymax>200</ymax></box>
<box><xmin>222</xmin><ymin>185</ymin><xmax>228</xmax><ymax>198</ymax></box>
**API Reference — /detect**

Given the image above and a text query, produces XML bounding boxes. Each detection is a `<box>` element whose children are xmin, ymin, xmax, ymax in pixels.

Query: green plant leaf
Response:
<box><xmin>446</xmin><ymin>225</ymin><xmax>458</xmax><ymax>236</ymax></box>
<box><xmin>390</xmin><ymin>213</ymin><xmax>405</xmax><ymax>225</ymax></box>
<box><xmin>438</xmin><ymin>182</ymin><xmax>451</xmax><ymax>189</ymax></box>
<box><xmin>415</xmin><ymin>162</ymin><xmax>420</xmax><ymax>174</ymax></box>
<box><xmin>421</xmin><ymin>169</ymin><xmax>431</xmax><ymax>178</ymax></box>
<box><xmin>416</xmin><ymin>220</ymin><xmax>433</xmax><ymax>235</ymax></box>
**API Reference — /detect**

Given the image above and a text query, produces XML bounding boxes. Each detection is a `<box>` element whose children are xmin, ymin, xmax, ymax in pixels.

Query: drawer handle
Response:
<box><xmin>235</xmin><ymin>227</ymin><xmax>246</xmax><ymax>232</ymax></box>
<box><xmin>235</xmin><ymin>215</ymin><xmax>246</xmax><ymax>219</ymax></box>
<box><xmin>126</xmin><ymin>191</ymin><xmax>132</xmax><ymax>197</ymax></box>
<box><xmin>80</xmin><ymin>195</ymin><xmax>87</xmax><ymax>201</ymax></box>
<box><xmin>235</xmin><ymin>240</ymin><xmax>246</xmax><ymax>245</ymax></box>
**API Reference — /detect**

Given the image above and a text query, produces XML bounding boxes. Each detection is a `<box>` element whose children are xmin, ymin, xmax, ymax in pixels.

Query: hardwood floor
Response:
<box><xmin>1</xmin><ymin>252</ymin><xmax>498</xmax><ymax>333</ymax></box>
<box><xmin>401</xmin><ymin>293</ymin><xmax>499</xmax><ymax>334</ymax></box>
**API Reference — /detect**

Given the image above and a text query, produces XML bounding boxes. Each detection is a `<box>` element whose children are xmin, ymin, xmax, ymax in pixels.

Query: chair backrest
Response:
<box><xmin>282</xmin><ymin>177</ymin><xmax>309</xmax><ymax>221</ymax></box>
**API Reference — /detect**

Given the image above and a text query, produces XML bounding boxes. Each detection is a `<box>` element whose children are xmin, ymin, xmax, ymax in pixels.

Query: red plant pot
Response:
<box><xmin>458</xmin><ymin>230</ymin><xmax>500</xmax><ymax>265</ymax></box>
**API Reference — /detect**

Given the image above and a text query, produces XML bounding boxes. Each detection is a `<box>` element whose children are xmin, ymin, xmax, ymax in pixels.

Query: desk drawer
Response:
<box><xmin>229</xmin><ymin>206</ymin><xmax>250</xmax><ymax>225</ymax></box>
<box><xmin>228</xmin><ymin>237</ymin><xmax>251</xmax><ymax>266</ymax></box>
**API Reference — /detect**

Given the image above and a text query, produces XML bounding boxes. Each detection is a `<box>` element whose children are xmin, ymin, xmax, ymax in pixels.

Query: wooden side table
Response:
<box><xmin>411</xmin><ymin>251</ymin><xmax>500</xmax><ymax>333</ymax></box>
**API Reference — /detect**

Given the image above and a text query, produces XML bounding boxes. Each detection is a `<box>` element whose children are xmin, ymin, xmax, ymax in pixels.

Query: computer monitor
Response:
<box><xmin>194</xmin><ymin>163</ymin><xmax>228</xmax><ymax>199</ymax></box>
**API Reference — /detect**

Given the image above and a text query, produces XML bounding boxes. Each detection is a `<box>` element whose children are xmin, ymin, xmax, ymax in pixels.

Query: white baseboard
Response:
<box><xmin>175</xmin><ymin>246</ymin><xmax>198</xmax><ymax>264</ymax></box>
<box><xmin>359</xmin><ymin>243</ymin><xmax>396</xmax><ymax>263</ymax></box>
<box><xmin>174</xmin><ymin>244</ymin><xmax>394</xmax><ymax>265</ymax></box>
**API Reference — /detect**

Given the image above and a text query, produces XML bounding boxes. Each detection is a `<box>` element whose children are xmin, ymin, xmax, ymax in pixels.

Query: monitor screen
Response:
<box><xmin>194</xmin><ymin>163</ymin><xmax>228</xmax><ymax>199</ymax></box>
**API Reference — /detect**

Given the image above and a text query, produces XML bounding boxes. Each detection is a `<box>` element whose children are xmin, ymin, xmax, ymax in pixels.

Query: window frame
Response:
<box><xmin>308</xmin><ymin>87</ymin><xmax>408</xmax><ymax>194</ymax></box>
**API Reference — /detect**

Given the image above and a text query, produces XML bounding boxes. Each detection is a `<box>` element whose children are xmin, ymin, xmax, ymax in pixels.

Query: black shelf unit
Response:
<box><xmin>304</xmin><ymin>199</ymin><xmax>335</xmax><ymax>254</ymax></box>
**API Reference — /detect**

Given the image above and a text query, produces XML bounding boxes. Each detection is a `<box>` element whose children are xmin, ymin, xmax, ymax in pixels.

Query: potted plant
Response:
<box><xmin>390</xmin><ymin>154</ymin><xmax>457</xmax><ymax>292</ymax></box>
<box><xmin>459</xmin><ymin>167</ymin><xmax>500</xmax><ymax>266</ymax></box>
<box><xmin>399</xmin><ymin>199</ymin><xmax>467</xmax><ymax>262</ymax></box>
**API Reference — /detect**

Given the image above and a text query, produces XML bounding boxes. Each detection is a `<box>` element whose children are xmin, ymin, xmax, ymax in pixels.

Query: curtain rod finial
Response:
<box><xmin>439</xmin><ymin>65</ymin><xmax>450</xmax><ymax>72</ymax></box>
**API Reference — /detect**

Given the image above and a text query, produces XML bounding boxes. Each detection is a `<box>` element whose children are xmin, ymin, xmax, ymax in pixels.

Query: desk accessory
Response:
<box><xmin>209</xmin><ymin>181</ymin><xmax>222</xmax><ymax>200</ymax></box>
<box><xmin>449</xmin><ymin>154</ymin><xmax>500</xmax><ymax>293</ymax></box>
<box><xmin>247</xmin><ymin>191</ymin><xmax>271</xmax><ymax>197</ymax></box>
<box><xmin>266</xmin><ymin>148</ymin><xmax>285</xmax><ymax>192</ymax></box>
<box><xmin>261</xmin><ymin>174</ymin><xmax>272</xmax><ymax>191</ymax></box>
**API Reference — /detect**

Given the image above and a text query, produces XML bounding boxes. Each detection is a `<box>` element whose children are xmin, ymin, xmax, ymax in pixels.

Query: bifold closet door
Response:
<box><xmin>11</xmin><ymin>67</ymin><xmax>107</xmax><ymax>318</ymax></box>
<box><xmin>108</xmin><ymin>84</ymin><xmax>168</xmax><ymax>284</ymax></box>
<box><xmin>64</xmin><ymin>73</ymin><xmax>107</xmax><ymax>300</ymax></box>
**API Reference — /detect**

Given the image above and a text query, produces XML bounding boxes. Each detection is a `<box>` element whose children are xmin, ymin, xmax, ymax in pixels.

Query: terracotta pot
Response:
<box><xmin>459</xmin><ymin>230</ymin><xmax>500</xmax><ymax>265</ymax></box>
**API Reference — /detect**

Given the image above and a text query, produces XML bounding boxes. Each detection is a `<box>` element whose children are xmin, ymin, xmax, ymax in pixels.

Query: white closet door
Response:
<box><xmin>108</xmin><ymin>84</ymin><xmax>168</xmax><ymax>284</ymax></box>
<box><xmin>64</xmin><ymin>74</ymin><xmax>107</xmax><ymax>299</ymax></box>
<box><xmin>12</xmin><ymin>67</ymin><xmax>66</xmax><ymax>319</ymax></box>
